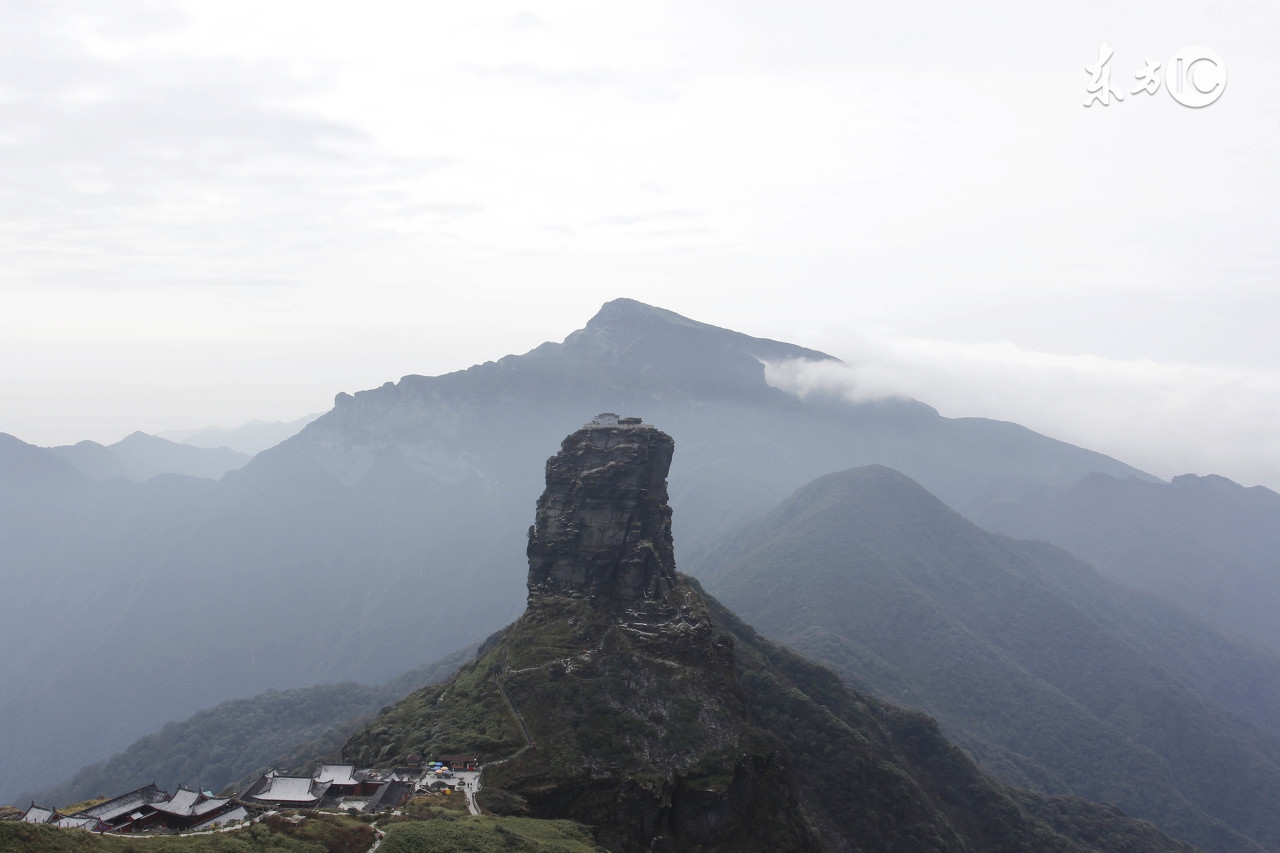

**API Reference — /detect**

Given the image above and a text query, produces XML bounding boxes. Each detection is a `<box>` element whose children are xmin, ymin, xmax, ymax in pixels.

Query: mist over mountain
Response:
<box><xmin>28</xmin><ymin>645</ymin><xmax>473</xmax><ymax>809</ymax></box>
<box><xmin>694</xmin><ymin>465</ymin><xmax>1280</xmax><ymax>852</ymax></box>
<box><xmin>0</xmin><ymin>298</ymin><xmax>1197</xmax><ymax>803</ymax></box>
<box><xmin>0</xmin><ymin>432</ymin><xmax>82</xmax><ymax>486</ymax></box>
<box><xmin>971</xmin><ymin>472</ymin><xmax>1280</xmax><ymax>656</ymax></box>
<box><xmin>159</xmin><ymin>413</ymin><xmax>321</xmax><ymax>456</ymax></box>
<box><xmin>47</xmin><ymin>431</ymin><xmax>251</xmax><ymax>481</ymax></box>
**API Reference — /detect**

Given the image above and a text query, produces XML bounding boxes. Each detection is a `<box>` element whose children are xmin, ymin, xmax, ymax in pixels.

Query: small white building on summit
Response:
<box><xmin>585</xmin><ymin>413</ymin><xmax>649</xmax><ymax>428</ymax></box>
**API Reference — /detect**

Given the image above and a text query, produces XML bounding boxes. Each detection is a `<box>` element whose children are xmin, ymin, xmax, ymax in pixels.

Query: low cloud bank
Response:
<box><xmin>764</xmin><ymin>333</ymin><xmax>1280</xmax><ymax>491</ymax></box>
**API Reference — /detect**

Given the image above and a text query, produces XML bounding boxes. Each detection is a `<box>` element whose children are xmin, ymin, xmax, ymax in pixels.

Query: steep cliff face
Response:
<box><xmin>526</xmin><ymin>423</ymin><xmax>677</xmax><ymax>607</ymax></box>
<box><xmin>343</xmin><ymin>420</ymin><xmax>1197</xmax><ymax>853</ymax></box>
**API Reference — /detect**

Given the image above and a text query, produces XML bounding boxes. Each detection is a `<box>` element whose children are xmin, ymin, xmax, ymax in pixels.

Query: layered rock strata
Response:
<box><xmin>526</xmin><ymin>421</ymin><xmax>677</xmax><ymax>607</ymax></box>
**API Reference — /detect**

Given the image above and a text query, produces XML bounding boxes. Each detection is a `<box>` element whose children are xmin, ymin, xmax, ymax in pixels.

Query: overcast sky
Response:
<box><xmin>2</xmin><ymin>1</ymin><xmax>1277</xmax><ymax>488</ymax></box>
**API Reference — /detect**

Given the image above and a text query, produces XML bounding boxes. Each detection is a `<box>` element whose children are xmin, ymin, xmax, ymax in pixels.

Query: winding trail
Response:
<box><xmin>466</xmin><ymin>637</ymin><xmax>614</xmax><ymax>817</ymax></box>
<box><xmin>364</xmin><ymin>821</ymin><xmax>386</xmax><ymax>853</ymax></box>
<box><xmin>465</xmin><ymin>671</ymin><xmax>539</xmax><ymax>816</ymax></box>
<box><xmin>492</xmin><ymin>674</ymin><xmax>535</xmax><ymax>749</ymax></box>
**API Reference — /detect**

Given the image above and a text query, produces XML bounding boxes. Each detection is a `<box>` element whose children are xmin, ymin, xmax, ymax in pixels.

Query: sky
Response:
<box><xmin>2</xmin><ymin>0</ymin><xmax>1277</xmax><ymax>489</ymax></box>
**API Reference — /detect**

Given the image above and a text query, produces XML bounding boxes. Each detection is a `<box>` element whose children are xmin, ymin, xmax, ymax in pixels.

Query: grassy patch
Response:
<box><xmin>57</xmin><ymin>798</ymin><xmax>109</xmax><ymax>814</ymax></box>
<box><xmin>264</xmin><ymin>811</ymin><xmax>374</xmax><ymax>853</ymax></box>
<box><xmin>0</xmin><ymin>821</ymin><xmax>316</xmax><ymax>853</ymax></box>
<box><xmin>399</xmin><ymin>792</ymin><xmax>470</xmax><ymax>820</ymax></box>
<box><xmin>379</xmin><ymin>815</ymin><xmax>606</xmax><ymax>852</ymax></box>
<box><xmin>0</xmin><ymin>811</ymin><xmax>373</xmax><ymax>853</ymax></box>
<box><xmin>343</xmin><ymin>646</ymin><xmax>524</xmax><ymax>768</ymax></box>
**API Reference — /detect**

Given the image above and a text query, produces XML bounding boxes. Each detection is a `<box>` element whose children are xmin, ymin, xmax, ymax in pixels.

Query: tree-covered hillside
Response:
<box><xmin>972</xmin><ymin>472</ymin><xmax>1280</xmax><ymax>656</ymax></box>
<box><xmin>344</xmin><ymin>575</ymin><xmax>1198</xmax><ymax>853</ymax></box>
<box><xmin>695</xmin><ymin>465</ymin><xmax>1280</xmax><ymax>853</ymax></box>
<box><xmin>28</xmin><ymin>647</ymin><xmax>472</xmax><ymax>808</ymax></box>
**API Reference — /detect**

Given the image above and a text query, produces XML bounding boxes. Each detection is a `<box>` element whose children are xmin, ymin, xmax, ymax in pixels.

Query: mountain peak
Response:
<box><xmin>785</xmin><ymin>464</ymin><xmax>960</xmax><ymax>529</ymax></box>
<box><xmin>586</xmin><ymin>296</ymin><xmax>688</xmax><ymax>326</ymax></box>
<box><xmin>116</xmin><ymin>431</ymin><xmax>169</xmax><ymax>447</ymax></box>
<box><xmin>573</xmin><ymin>297</ymin><xmax>837</xmax><ymax>364</ymax></box>
<box><xmin>0</xmin><ymin>432</ymin><xmax>84</xmax><ymax>486</ymax></box>
<box><xmin>529</xmin><ymin>298</ymin><xmax>841</xmax><ymax>400</ymax></box>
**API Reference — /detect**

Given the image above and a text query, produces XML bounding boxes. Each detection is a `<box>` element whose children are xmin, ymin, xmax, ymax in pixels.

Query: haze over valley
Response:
<box><xmin>4</xmin><ymin>300</ymin><xmax>1280</xmax><ymax>852</ymax></box>
<box><xmin>4</xmin><ymin>3</ymin><xmax>1278</xmax><ymax>851</ymax></box>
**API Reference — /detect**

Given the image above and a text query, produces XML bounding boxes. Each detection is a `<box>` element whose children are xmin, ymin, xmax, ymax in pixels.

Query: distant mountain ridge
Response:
<box><xmin>0</xmin><ymin>431</ymin><xmax>81</xmax><ymax>485</ymax></box>
<box><xmin>159</xmin><ymin>413</ymin><xmax>321</xmax><ymax>455</ymax></box>
<box><xmin>695</xmin><ymin>465</ymin><xmax>1280</xmax><ymax>852</ymax></box>
<box><xmin>47</xmin><ymin>431</ymin><xmax>251</xmax><ymax>481</ymax></box>
<box><xmin>971</xmin><ymin>471</ymin><xmax>1280</xmax><ymax>655</ymax></box>
<box><xmin>249</xmin><ymin>297</ymin><xmax>1149</xmax><ymax>549</ymax></box>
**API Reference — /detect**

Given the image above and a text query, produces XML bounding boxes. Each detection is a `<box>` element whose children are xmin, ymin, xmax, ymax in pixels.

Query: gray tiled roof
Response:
<box><xmin>22</xmin><ymin>805</ymin><xmax>57</xmax><ymax>824</ymax></box>
<box><xmin>315</xmin><ymin>764</ymin><xmax>359</xmax><ymax>786</ymax></box>
<box><xmin>77</xmin><ymin>784</ymin><xmax>168</xmax><ymax>822</ymax></box>
<box><xmin>54</xmin><ymin>816</ymin><xmax>100</xmax><ymax>830</ymax></box>
<box><xmin>152</xmin><ymin>787</ymin><xmax>202</xmax><ymax>815</ymax></box>
<box><xmin>365</xmin><ymin>780</ymin><xmax>413</xmax><ymax>813</ymax></box>
<box><xmin>191</xmin><ymin>805</ymin><xmax>246</xmax><ymax>831</ymax></box>
<box><xmin>191</xmin><ymin>797</ymin><xmax>231</xmax><ymax>816</ymax></box>
<box><xmin>248</xmin><ymin>773</ymin><xmax>329</xmax><ymax>804</ymax></box>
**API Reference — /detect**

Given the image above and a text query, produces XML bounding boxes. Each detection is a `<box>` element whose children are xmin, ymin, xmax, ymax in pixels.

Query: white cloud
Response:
<box><xmin>764</xmin><ymin>332</ymin><xmax>1280</xmax><ymax>490</ymax></box>
<box><xmin>0</xmin><ymin>1</ymin><xmax>461</xmax><ymax>296</ymax></box>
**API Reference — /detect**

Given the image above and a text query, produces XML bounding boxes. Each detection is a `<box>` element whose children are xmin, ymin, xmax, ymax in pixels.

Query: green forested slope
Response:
<box><xmin>379</xmin><ymin>817</ymin><xmax>607</xmax><ymax>853</ymax></box>
<box><xmin>972</xmin><ymin>472</ymin><xmax>1280</xmax><ymax>656</ymax></box>
<box><xmin>28</xmin><ymin>647</ymin><xmax>473</xmax><ymax>808</ymax></box>
<box><xmin>343</xmin><ymin>576</ymin><xmax>1196</xmax><ymax>853</ymax></box>
<box><xmin>695</xmin><ymin>465</ymin><xmax>1280</xmax><ymax>852</ymax></box>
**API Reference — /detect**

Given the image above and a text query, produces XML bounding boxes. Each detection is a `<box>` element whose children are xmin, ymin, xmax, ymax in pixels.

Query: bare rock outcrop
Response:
<box><xmin>526</xmin><ymin>418</ymin><xmax>677</xmax><ymax>607</ymax></box>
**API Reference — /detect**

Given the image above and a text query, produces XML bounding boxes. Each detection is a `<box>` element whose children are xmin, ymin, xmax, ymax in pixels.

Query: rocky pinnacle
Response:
<box><xmin>526</xmin><ymin>418</ymin><xmax>677</xmax><ymax>606</ymax></box>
